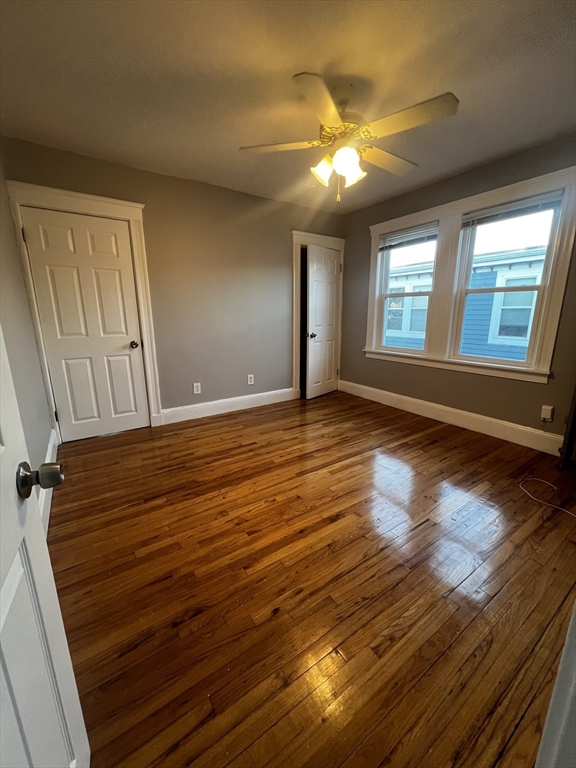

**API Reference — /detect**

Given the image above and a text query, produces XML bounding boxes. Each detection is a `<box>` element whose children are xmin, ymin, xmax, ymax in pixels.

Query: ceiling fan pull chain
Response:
<box><xmin>337</xmin><ymin>174</ymin><xmax>341</xmax><ymax>204</ymax></box>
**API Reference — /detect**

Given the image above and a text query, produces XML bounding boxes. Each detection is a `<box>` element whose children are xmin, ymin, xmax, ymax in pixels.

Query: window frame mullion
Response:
<box><xmin>427</xmin><ymin>214</ymin><xmax>462</xmax><ymax>359</ymax></box>
<box><xmin>449</xmin><ymin>222</ymin><xmax>473</xmax><ymax>360</ymax></box>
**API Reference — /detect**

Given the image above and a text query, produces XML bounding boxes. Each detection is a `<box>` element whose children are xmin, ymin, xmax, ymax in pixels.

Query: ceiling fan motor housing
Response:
<box><xmin>319</xmin><ymin>114</ymin><xmax>364</xmax><ymax>149</ymax></box>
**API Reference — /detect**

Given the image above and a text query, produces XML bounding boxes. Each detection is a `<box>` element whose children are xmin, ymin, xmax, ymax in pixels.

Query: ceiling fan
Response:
<box><xmin>240</xmin><ymin>73</ymin><xmax>459</xmax><ymax>201</ymax></box>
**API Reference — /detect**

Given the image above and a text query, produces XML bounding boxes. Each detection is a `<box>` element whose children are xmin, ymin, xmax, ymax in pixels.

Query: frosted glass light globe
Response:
<box><xmin>332</xmin><ymin>146</ymin><xmax>360</xmax><ymax>176</ymax></box>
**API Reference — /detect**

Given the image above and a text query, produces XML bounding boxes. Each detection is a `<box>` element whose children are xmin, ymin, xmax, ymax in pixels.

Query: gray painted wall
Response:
<box><xmin>1</xmin><ymin>137</ymin><xmax>343</xmax><ymax>410</ymax></box>
<box><xmin>0</xmin><ymin>158</ymin><xmax>52</xmax><ymax>467</ymax></box>
<box><xmin>2</xmin><ymin>134</ymin><xmax>574</xmax><ymax>438</ymax></box>
<box><xmin>341</xmin><ymin>135</ymin><xmax>576</xmax><ymax>435</ymax></box>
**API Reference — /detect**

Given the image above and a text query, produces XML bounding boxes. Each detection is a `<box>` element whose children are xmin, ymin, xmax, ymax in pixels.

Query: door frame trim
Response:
<box><xmin>291</xmin><ymin>230</ymin><xmax>345</xmax><ymax>395</ymax></box>
<box><xmin>6</xmin><ymin>181</ymin><xmax>163</xmax><ymax>437</ymax></box>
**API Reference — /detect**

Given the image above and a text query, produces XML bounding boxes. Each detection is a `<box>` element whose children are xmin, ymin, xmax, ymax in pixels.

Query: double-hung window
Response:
<box><xmin>365</xmin><ymin>168</ymin><xmax>575</xmax><ymax>382</ymax></box>
<box><xmin>456</xmin><ymin>195</ymin><xmax>560</xmax><ymax>364</ymax></box>
<box><xmin>379</xmin><ymin>223</ymin><xmax>438</xmax><ymax>351</ymax></box>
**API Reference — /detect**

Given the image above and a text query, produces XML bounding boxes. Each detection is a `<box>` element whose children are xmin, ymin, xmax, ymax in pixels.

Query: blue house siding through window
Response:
<box><xmin>382</xmin><ymin>247</ymin><xmax>545</xmax><ymax>361</ymax></box>
<box><xmin>383</xmin><ymin>333</ymin><xmax>425</xmax><ymax>350</ymax></box>
<box><xmin>459</xmin><ymin>271</ymin><xmax>528</xmax><ymax>361</ymax></box>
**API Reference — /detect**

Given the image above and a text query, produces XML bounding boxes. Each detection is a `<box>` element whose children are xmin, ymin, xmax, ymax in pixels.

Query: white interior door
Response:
<box><xmin>0</xmin><ymin>326</ymin><xmax>90</xmax><ymax>768</ymax></box>
<box><xmin>21</xmin><ymin>206</ymin><xmax>150</xmax><ymax>442</ymax></box>
<box><xmin>306</xmin><ymin>244</ymin><xmax>341</xmax><ymax>399</ymax></box>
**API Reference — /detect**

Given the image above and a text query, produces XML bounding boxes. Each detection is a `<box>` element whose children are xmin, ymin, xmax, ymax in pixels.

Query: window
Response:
<box><xmin>379</xmin><ymin>223</ymin><xmax>438</xmax><ymax>351</ymax></box>
<box><xmin>458</xmin><ymin>202</ymin><xmax>557</xmax><ymax>363</ymax></box>
<box><xmin>365</xmin><ymin>168</ymin><xmax>575</xmax><ymax>382</ymax></box>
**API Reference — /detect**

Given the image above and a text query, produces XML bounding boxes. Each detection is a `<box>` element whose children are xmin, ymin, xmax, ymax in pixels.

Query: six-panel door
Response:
<box><xmin>22</xmin><ymin>207</ymin><xmax>150</xmax><ymax>441</ymax></box>
<box><xmin>306</xmin><ymin>244</ymin><xmax>340</xmax><ymax>399</ymax></box>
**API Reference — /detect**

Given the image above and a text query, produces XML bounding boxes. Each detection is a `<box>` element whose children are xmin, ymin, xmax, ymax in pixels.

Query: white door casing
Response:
<box><xmin>0</xmin><ymin>326</ymin><xmax>90</xmax><ymax>767</ymax></box>
<box><xmin>22</xmin><ymin>206</ymin><xmax>150</xmax><ymax>441</ymax></box>
<box><xmin>306</xmin><ymin>244</ymin><xmax>341</xmax><ymax>399</ymax></box>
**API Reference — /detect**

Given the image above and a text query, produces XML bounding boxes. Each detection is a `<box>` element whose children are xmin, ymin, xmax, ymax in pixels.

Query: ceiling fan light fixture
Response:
<box><xmin>310</xmin><ymin>155</ymin><xmax>334</xmax><ymax>186</ymax></box>
<box><xmin>344</xmin><ymin>167</ymin><xmax>367</xmax><ymax>187</ymax></box>
<box><xmin>332</xmin><ymin>146</ymin><xmax>361</xmax><ymax>177</ymax></box>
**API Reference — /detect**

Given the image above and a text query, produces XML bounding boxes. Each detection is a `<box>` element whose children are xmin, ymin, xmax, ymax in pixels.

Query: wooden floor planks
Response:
<box><xmin>48</xmin><ymin>392</ymin><xmax>576</xmax><ymax>767</ymax></box>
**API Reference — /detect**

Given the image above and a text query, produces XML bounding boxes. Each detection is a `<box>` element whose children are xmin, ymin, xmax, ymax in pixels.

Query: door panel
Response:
<box><xmin>325</xmin><ymin>338</ymin><xmax>335</xmax><ymax>383</ymax></box>
<box><xmin>2</xmin><ymin>548</ymin><xmax>73</xmax><ymax>768</ymax></box>
<box><xmin>87</xmin><ymin>228</ymin><xmax>119</xmax><ymax>258</ymax></box>
<box><xmin>1</xmin><ymin>667</ymin><xmax>30</xmax><ymax>768</ymax></box>
<box><xmin>48</xmin><ymin>265</ymin><xmax>88</xmax><ymax>337</ymax></box>
<box><xmin>0</xmin><ymin>326</ymin><xmax>90</xmax><ymax>767</ymax></box>
<box><xmin>63</xmin><ymin>358</ymin><xmax>100</xmax><ymax>422</ymax></box>
<box><xmin>306</xmin><ymin>245</ymin><xmax>341</xmax><ymax>399</ymax></box>
<box><xmin>93</xmin><ymin>268</ymin><xmax>128</xmax><ymax>335</ymax></box>
<box><xmin>22</xmin><ymin>206</ymin><xmax>149</xmax><ymax>441</ymax></box>
<box><xmin>310</xmin><ymin>340</ymin><xmax>321</xmax><ymax>386</ymax></box>
<box><xmin>326</xmin><ymin>280</ymin><xmax>336</xmax><ymax>327</ymax></box>
<box><xmin>106</xmin><ymin>355</ymin><xmax>138</xmax><ymax>415</ymax></box>
<box><xmin>39</xmin><ymin>222</ymin><xmax>75</xmax><ymax>252</ymax></box>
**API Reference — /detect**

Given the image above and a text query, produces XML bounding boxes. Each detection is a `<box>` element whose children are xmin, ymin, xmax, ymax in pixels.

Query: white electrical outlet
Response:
<box><xmin>247</xmin><ymin>374</ymin><xmax>254</xmax><ymax>385</ymax></box>
<box><xmin>541</xmin><ymin>405</ymin><xmax>554</xmax><ymax>422</ymax></box>
<box><xmin>193</xmin><ymin>383</ymin><xmax>201</xmax><ymax>395</ymax></box>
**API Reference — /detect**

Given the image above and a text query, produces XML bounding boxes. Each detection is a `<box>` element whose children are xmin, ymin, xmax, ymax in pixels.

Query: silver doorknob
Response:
<box><xmin>129</xmin><ymin>340</ymin><xmax>139</xmax><ymax>349</ymax></box>
<box><xmin>16</xmin><ymin>462</ymin><xmax>64</xmax><ymax>499</ymax></box>
<box><xmin>309</xmin><ymin>333</ymin><xmax>317</xmax><ymax>339</ymax></box>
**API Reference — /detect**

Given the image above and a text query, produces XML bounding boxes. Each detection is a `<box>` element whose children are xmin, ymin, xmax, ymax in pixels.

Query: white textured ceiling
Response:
<box><xmin>1</xmin><ymin>0</ymin><xmax>575</xmax><ymax>213</ymax></box>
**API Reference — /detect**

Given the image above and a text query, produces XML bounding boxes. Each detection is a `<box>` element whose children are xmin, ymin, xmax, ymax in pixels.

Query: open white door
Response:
<box><xmin>0</xmin><ymin>326</ymin><xmax>89</xmax><ymax>767</ymax></box>
<box><xmin>306</xmin><ymin>244</ymin><xmax>341</xmax><ymax>399</ymax></box>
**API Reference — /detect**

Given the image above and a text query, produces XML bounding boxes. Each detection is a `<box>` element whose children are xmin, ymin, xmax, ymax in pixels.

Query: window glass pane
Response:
<box><xmin>499</xmin><ymin>308</ymin><xmax>531</xmax><ymax>337</ymax></box>
<box><xmin>502</xmin><ymin>291</ymin><xmax>535</xmax><ymax>308</ymax></box>
<box><xmin>459</xmin><ymin>290</ymin><xmax>538</xmax><ymax>362</ymax></box>
<box><xmin>388</xmin><ymin>312</ymin><xmax>403</xmax><ymax>330</ymax></box>
<box><xmin>386</xmin><ymin>240</ymin><xmax>437</xmax><ymax>293</ymax></box>
<box><xmin>411</xmin><ymin>294</ymin><xmax>428</xmax><ymax>309</ymax></box>
<box><xmin>410</xmin><ymin>307</ymin><xmax>427</xmax><ymax>332</ymax></box>
<box><xmin>468</xmin><ymin>209</ymin><xmax>554</xmax><ymax>288</ymax></box>
<box><xmin>505</xmin><ymin>276</ymin><xmax>538</xmax><ymax>288</ymax></box>
<box><xmin>383</xmin><ymin>298</ymin><xmax>425</xmax><ymax>350</ymax></box>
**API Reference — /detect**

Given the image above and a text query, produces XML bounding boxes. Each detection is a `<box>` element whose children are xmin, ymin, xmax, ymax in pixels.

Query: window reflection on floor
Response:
<box><xmin>367</xmin><ymin>446</ymin><xmax>507</xmax><ymax>593</ymax></box>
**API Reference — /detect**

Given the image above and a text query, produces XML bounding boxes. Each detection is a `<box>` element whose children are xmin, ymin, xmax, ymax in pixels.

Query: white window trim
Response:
<box><xmin>487</xmin><ymin>271</ymin><xmax>539</xmax><ymax>347</ymax></box>
<box><xmin>365</xmin><ymin>167</ymin><xmax>576</xmax><ymax>383</ymax></box>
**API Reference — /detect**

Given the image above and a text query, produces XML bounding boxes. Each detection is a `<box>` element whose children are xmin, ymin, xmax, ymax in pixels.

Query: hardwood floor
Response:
<box><xmin>48</xmin><ymin>392</ymin><xmax>576</xmax><ymax>768</ymax></box>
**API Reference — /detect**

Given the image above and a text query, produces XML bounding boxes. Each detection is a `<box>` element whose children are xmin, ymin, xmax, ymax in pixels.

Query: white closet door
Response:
<box><xmin>22</xmin><ymin>206</ymin><xmax>150</xmax><ymax>441</ymax></box>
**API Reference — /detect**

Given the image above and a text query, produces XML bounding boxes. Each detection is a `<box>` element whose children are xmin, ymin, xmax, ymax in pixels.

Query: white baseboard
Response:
<box><xmin>338</xmin><ymin>380</ymin><xmax>564</xmax><ymax>456</ymax></box>
<box><xmin>37</xmin><ymin>428</ymin><xmax>60</xmax><ymax>536</ymax></box>
<box><xmin>161</xmin><ymin>388</ymin><xmax>300</xmax><ymax>425</ymax></box>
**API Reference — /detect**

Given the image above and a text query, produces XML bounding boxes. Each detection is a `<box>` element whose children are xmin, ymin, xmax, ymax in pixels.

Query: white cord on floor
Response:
<box><xmin>519</xmin><ymin>477</ymin><xmax>576</xmax><ymax>520</ymax></box>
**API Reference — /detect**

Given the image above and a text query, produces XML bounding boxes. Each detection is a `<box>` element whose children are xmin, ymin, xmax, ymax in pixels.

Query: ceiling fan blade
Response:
<box><xmin>293</xmin><ymin>72</ymin><xmax>343</xmax><ymax>128</ymax></box>
<box><xmin>361</xmin><ymin>146</ymin><xmax>417</xmax><ymax>176</ymax></box>
<box><xmin>361</xmin><ymin>92</ymin><xmax>459</xmax><ymax>140</ymax></box>
<box><xmin>239</xmin><ymin>140</ymin><xmax>321</xmax><ymax>153</ymax></box>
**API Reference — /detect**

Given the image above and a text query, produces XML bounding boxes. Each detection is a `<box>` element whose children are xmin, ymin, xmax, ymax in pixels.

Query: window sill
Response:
<box><xmin>363</xmin><ymin>348</ymin><xmax>550</xmax><ymax>383</ymax></box>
